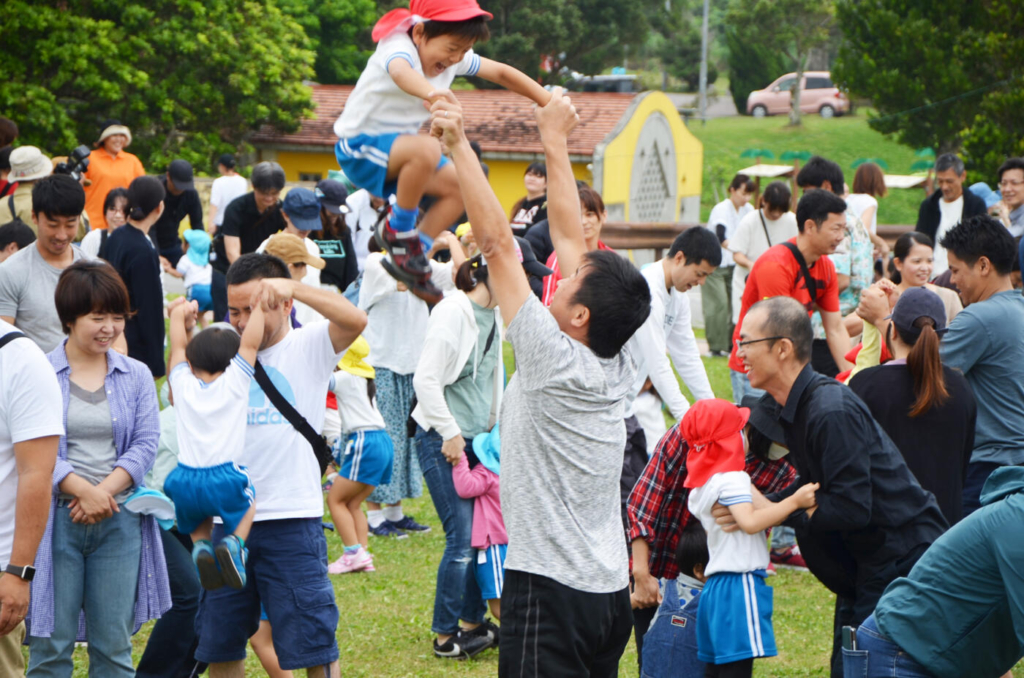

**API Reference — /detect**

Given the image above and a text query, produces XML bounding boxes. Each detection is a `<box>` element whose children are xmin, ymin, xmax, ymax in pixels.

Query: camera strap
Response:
<box><xmin>7</xmin><ymin>196</ymin><xmax>14</xmax><ymax>221</ymax></box>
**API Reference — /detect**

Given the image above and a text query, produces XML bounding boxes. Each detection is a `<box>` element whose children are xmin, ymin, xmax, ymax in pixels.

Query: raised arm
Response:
<box><xmin>429</xmin><ymin>93</ymin><xmax>533</xmax><ymax>321</ymax></box>
<box><xmin>256</xmin><ymin>278</ymin><xmax>367</xmax><ymax>354</ymax></box>
<box><xmin>238</xmin><ymin>297</ymin><xmax>265</xmax><ymax>367</ymax></box>
<box><xmin>167</xmin><ymin>299</ymin><xmax>199</xmax><ymax>372</ymax></box>
<box><xmin>475</xmin><ymin>58</ymin><xmax>551</xmax><ymax>106</ymax></box>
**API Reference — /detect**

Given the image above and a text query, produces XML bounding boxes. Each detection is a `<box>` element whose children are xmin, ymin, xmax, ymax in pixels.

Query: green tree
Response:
<box><xmin>652</xmin><ymin>3</ymin><xmax>718</xmax><ymax>92</ymax></box>
<box><xmin>723</xmin><ymin>25</ymin><xmax>787</xmax><ymax>112</ymax></box>
<box><xmin>832</xmin><ymin>0</ymin><xmax>1023</xmax><ymax>179</ymax></box>
<box><xmin>279</xmin><ymin>0</ymin><xmax>378</xmax><ymax>84</ymax></box>
<box><xmin>0</xmin><ymin>0</ymin><xmax>315</xmax><ymax>173</ymax></box>
<box><xmin>475</xmin><ymin>0</ymin><xmax>657</xmax><ymax>84</ymax></box>
<box><xmin>725</xmin><ymin>0</ymin><xmax>835</xmax><ymax>125</ymax></box>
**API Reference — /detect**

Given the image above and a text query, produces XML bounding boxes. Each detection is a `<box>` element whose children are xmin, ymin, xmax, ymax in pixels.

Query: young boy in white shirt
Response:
<box><xmin>684</xmin><ymin>399</ymin><xmax>818</xmax><ymax>677</ymax></box>
<box><xmin>163</xmin><ymin>298</ymin><xmax>264</xmax><ymax>590</ymax></box>
<box><xmin>334</xmin><ymin>0</ymin><xmax>549</xmax><ymax>300</ymax></box>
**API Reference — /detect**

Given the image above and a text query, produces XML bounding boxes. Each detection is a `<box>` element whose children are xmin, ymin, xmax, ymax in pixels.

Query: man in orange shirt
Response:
<box><xmin>728</xmin><ymin>189</ymin><xmax>853</xmax><ymax>403</ymax></box>
<box><xmin>83</xmin><ymin>120</ymin><xmax>145</xmax><ymax>230</ymax></box>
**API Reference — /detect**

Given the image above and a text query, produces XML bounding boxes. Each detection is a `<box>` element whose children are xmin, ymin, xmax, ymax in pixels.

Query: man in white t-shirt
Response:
<box><xmin>915</xmin><ymin>154</ymin><xmax>987</xmax><ymax>277</ymax></box>
<box><xmin>729</xmin><ymin>182</ymin><xmax>798</xmax><ymax>324</ymax></box>
<box><xmin>193</xmin><ymin>253</ymin><xmax>366</xmax><ymax>676</ymax></box>
<box><xmin>208</xmin><ymin>154</ymin><xmax>248</xmax><ymax>234</ymax></box>
<box><xmin>0</xmin><ymin>322</ymin><xmax>63</xmax><ymax>676</ymax></box>
<box><xmin>702</xmin><ymin>175</ymin><xmax>754</xmax><ymax>356</ymax></box>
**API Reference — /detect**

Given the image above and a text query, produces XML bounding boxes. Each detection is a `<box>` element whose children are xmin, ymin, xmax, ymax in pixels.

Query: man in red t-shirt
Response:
<box><xmin>728</xmin><ymin>189</ymin><xmax>853</xmax><ymax>402</ymax></box>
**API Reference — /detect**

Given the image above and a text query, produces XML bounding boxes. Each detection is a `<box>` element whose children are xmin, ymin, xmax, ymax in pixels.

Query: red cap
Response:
<box><xmin>372</xmin><ymin>0</ymin><xmax>492</xmax><ymax>42</ymax></box>
<box><xmin>681</xmin><ymin>399</ymin><xmax>750</xmax><ymax>489</ymax></box>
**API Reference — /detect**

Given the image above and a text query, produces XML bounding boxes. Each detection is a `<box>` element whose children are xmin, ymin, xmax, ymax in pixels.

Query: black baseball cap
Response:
<box><xmin>315</xmin><ymin>179</ymin><xmax>350</xmax><ymax>215</ymax></box>
<box><xmin>168</xmin><ymin>159</ymin><xmax>195</xmax><ymax>192</ymax></box>
<box><xmin>887</xmin><ymin>286</ymin><xmax>948</xmax><ymax>344</ymax></box>
<box><xmin>217</xmin><ymin>153</ymin><xmax>236</xmax><ymax>170</ymax></box>
<box><xmin>741</xmin><ymin>394</ymin><xmax>786</xmax><ymax>446</ymax></box>
<box><xmin>514</xmin><ymin>236</ymin><xmax>553</xmax><ymax>278</ymax></box>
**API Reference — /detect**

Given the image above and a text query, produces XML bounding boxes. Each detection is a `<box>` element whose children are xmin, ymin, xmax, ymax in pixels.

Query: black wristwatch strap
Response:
<box><xmin>4</xmin><ymin>563</ymin><xmax>35</xmax><ymax>581</ymax></box>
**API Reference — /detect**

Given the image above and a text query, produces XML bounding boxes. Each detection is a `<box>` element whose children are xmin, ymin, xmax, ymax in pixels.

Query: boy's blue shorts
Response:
<box><xmin>187</xmin><ymin>284</ymin><xmax>213</xmax><ymax>313</ymax></box>
<box><xmin>164</xmin><ymin>461</ymin><xmax>255</xmax><ymax>535</ymax></box>
<box><xmin>336</xmin><ymin>429</ymin><xmax>394</xmax><ymax>487</ymax></box>
<box><xmin>697</xmin><ymin>570</ymin><xmax>777</xmax><ymax>664</ymax></box>
<box><xmin>335</xmin><ymin>133</ymin><xmax>449</xmax><ymax>200</ymax></box>
<box><xmin>474</xmin><ymin>543</ymin><xmax>507</xmax><ymax>600</ymax></box>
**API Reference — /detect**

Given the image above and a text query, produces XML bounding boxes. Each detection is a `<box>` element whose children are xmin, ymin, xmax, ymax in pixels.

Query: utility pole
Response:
<box><xmin>698</xmin><ymin>0</ymin><xmax>710</xmax><ymax>124</ymax></box>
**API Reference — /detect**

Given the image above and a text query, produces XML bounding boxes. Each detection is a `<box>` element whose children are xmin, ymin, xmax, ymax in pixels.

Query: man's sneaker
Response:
<box><xmin>464</xmin><ymin>618</ymin><xmax>499</xmax><ymax>647</ymax></box>
<box><xmin>388</xmin><ymin>515</ymin><xmax>431</xmax><ymax>534</ymax></box>
<box><xmin>433</xmin><ymin>629</ymin><xmax>492</xmax><ymax>659</ymax></box>
<box><xmin>376</xmin><ymin>215</ymin><xmax>443</xmax><ymax>303</ymax></box>
<box><xmin>328</xmin><ymin>546</ymin><xmax>374</xmax><ymax>574</ymax></box>
<box><xmin>770</xmin><ymin>545</ymin><xmax>809</xmax><ymax>571</ymax></box>
<box><xmin>215</xmin><ymin>535</ymin><xmax>249</xmax><ymax>589</ymax></box>
<box><xmin>368</xmin><ymin>521</ymin><xmax>409</xmax><ymax>539</ymax></box>
<box><xmin>193</xmin><ymin>540</ymin><xmax>224</xmax><ymax>590</ymax></box>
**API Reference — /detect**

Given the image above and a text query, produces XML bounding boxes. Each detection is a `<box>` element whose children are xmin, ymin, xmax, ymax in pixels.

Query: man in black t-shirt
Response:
<box><xmin>218</xmin><ymin>162</ymin><xmax>286</xmax><ymax>273</ymax></box>
<box><xmin>151</xmin><ymin>159</ymin><xmax>203</xmax><ymax>266</ymax></box>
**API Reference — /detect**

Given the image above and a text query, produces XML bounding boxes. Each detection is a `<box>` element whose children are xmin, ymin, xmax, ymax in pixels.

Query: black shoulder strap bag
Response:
<box><xmin>254</xmin><ymin>360</ymin><xmax>333</xmax><ymax>476</ymax></box>
<box><xmin>759</xmin><ymin>209</ymin><xmax>773</xmax><ymax>247</ymax></box>
<box><xmin>0</xmin><ymin>331</ymin><xmax>26</xmax><ymax>350</ymax></box>
<box><xmin>781</xmin><ymin>241</ymin><xmax>818</xmax><ymax>311</ymax></box>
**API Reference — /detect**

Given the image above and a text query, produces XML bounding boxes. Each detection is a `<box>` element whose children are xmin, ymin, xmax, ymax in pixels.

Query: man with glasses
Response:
<box><xmin>218</xmin><ymin>161</ymin><xmax>287</xmax><ymax>269</ymax></box>
<box><xmin>727</xmin><ymin>295</ymin><xmax>946</xmax><ymax>678</ymax></box>
<box><xmin>727</xmin><ymin>189</ymin><xmax>853</xmax><ymax>403</ymax></box>
<box><xmin>994</xmin><ymin>157</ymin><xmax>1024</xmax><ymax>237</ymax></box>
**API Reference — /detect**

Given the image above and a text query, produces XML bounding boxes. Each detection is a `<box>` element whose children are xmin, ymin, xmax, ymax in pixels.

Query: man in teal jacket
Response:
<box><xmin>844</xmin><ymin>466</ymin><xmax>1024</xmax><ymax>677</ymax></box>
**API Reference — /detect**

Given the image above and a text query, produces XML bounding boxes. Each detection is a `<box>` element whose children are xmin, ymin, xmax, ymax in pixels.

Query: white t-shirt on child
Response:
<box><xmin>175</xmin><ymin>257</ymin><xmax>213</xmax><ymax>290</ymax></box>
<box><xmin>169</xmin><ymin>355</ymin><xmax>254</xmax><ymax>468</ymax></box>
<box><xmin>688</xmin><ymin>471</ymin><xmax>770</xmax><ymax>576</ymax></box>
<box><xmin>333</xmin><ymin>32</ymin><xmax>482</xmax><ymax>139</ymax></box>
<box><xmin>331</xmin><ymin>370</ymin><xmax>386</xmax><ymax>435</ymax></box>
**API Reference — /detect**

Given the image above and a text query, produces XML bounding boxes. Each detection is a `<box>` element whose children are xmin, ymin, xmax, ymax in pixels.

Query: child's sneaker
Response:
<box><xmin>215</xmin><ymin>535</ymin><xmax>248</xmax><ymax>589</ymax></box>
<box><xmin>369</xmin><ymin>521</ymin><xmax>409</xmax><ymax>539</ymax></box>
<box><xmin>193</xmin><ymin>540</ymin><xmax>225</xmax><ymax>590</ymax></box>
<box><xmin>327</xmin><ymin>546</ymin><xmax>373</xmax><ymax>574</ymax></box>
<box><xmin>387</xmin><ymin>515</ymin><xmax>431</xmax><ymax>534</ymax></box>
<box><xmin>376</xmin><ymin>216</ymin><xmax>443</xmax><ymax>304</ymax></box>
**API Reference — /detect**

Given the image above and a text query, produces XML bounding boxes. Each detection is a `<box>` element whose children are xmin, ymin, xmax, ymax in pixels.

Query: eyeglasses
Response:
<box><xmin>999</xmin><ymin>179</ymin><xmax>1024</xmax><ymax>189</ymax></box>
<box><xmin>735</xmin><ymin>336</ymin><xmax>789</xmax><ymax>351</ymax></box>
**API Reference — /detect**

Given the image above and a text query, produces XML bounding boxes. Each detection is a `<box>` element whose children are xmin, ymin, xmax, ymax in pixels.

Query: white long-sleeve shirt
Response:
<box><xmin>626</xmin><ymin>260</ymin><xmax>714</xmax><ymax>420</ymax></box>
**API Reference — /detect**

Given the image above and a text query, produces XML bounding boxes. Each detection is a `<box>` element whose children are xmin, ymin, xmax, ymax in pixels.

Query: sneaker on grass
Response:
<box><xmin>328</xmin><ymin>546</ymin><xmax>374</xmax><ymax>574</ymax></box>
<box><xmin>464</xmin><ymin>618</ymin><xmax>500</xmax><ymax>646</ymax></box>
<box><xmin>770</xmin><ymin>544</ymin><xmax>809</xmax><ymax>571</ymax></box>
<box><xmin>369</xmin><ymin>521</ymin><xmax>408</xmax><ymax>539</ymax></box>
<box><xmin>433</xmin><ymin>629</ymin><xmax>492</xmax><ymax>660</ymax></box>
<box><xmin>388</xmin><ymin>515</ymin><xmax>431</xmax><ymax>533</ymax></box>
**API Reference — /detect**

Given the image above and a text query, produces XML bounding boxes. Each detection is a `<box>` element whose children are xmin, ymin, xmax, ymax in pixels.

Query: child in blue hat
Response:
<box><xmin>164</xmin><ymin>229</ymin><xmax>214</xmax><ymax>325</ymax></box>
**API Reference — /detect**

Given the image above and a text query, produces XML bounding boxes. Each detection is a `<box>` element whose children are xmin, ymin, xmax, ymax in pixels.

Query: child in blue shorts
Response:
<box><xmin>333</xmin><ymin>0</ymin><xmax>550</xmax><ymax>300</ymax></box>
<box><xmin>165</xmin><ymin>229</ymin><xmax>214</xmax><ymax>322</ymax></box>
<box><xmin>326</xmin><ymin>336</ymin><xmax>395</xmax><ymax>574</ymax></box>
<box><xmin>451</xmin><ymin>425</ymin><xmax>506</xmax><ymax>621</ymax></box>
<box><xmin>683</xmin><ymin>399</ymin><xmax>818</xmax><ymax>677</ymax></box>
<box><xmin>163</xmin><ymin>297</ymin><xmax>264</xmax><ymax>590</ymax></box>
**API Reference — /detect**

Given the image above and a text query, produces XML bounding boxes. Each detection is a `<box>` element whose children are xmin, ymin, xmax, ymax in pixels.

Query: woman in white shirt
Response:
<box><xmin>846</xmin><ymin>162</ymin><xmax>891</xmax><ymax>258</ymax></box>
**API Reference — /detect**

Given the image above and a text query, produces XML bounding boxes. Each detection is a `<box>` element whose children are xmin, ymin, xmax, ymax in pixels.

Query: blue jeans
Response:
<box><xmin>415</xmin><ymin>425</ymin><xmax>486</xmax><ymax>635</ymax></box>
<box><xmin>842</xmin><ymin>614</ymin><xmax>933</xmax><ymax>677</ymax></box>
<box><xmin>730</xmin><ymin>369</ymin><xmax>765</xmax><ymax>404</ymax></box>
<box><xmin>28</xmin><ymin>504</ymin><xmax>141</xmax><ymax>678</ymax></box>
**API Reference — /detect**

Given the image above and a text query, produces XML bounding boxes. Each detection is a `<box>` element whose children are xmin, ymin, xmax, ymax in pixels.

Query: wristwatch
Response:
<box><xmin>3</xmin><ymin>564</ymin><xmax>35</xmax><ymax>582</ymax></box>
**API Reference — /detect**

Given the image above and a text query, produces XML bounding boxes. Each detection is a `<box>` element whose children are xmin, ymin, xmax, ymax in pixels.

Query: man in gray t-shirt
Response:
<box><xmin>431</xmin><ymin>89</ymin><xmax>652</xmax><ymax>676</ymax></box>
<box><xmin>0</xmin><ymin>175</ymin><xmax>89</xmax><ymax>353</ymax></box>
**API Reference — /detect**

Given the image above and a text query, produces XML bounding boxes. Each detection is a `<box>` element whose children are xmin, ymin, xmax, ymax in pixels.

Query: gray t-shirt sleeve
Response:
<box><xmin>506</xmin><ymin>295</ymin><xmax>574</xmax><ymax>391</ymax></box>
<box><xmin>0</xmin><ymin>254</ymin><xmax>24</xmax><ymax>317</ymax></box>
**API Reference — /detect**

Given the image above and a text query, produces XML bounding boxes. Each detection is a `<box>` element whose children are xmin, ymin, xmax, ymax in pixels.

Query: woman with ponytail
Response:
<box><xmin>104</xmin><ymin>175</ymin><xmax>167</xmax><ymax>378</ymax></box>
<box><xmin>849</xmin><ymin>287</ymin><xmax>976</xmax><ymax>524</ymax></box>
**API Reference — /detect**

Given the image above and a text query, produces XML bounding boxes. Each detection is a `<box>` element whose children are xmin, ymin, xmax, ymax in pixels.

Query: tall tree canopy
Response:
<box><xmin>279</xmin><ymin>0</ymin><xmax>377</xmax><ymax>84</ymax></box>
<box><xmin>0</xmin><ymin>0</ymin><xmax>316</xmax><ymax>172</ymax></box>
<box><xmin>833</xmin><ymin>0</ymin><xmax>1024</xmax><ymax>179</ymax></box>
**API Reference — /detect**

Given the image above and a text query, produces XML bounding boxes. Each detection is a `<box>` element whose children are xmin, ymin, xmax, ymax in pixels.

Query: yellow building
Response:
<box><xmin>251</xmin><ymin>84</ymin><xmax>702</xmax><ymax>223</ymax></box>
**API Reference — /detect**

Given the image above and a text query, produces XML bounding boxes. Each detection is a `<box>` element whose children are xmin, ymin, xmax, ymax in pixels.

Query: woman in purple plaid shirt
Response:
<box><xmin>26</xmin><ymin>261</ymin><xmax>170</xmax><ymax>677</ymax></box>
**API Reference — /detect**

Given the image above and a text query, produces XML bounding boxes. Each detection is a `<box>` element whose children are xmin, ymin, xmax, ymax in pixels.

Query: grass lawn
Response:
<box><xmin>690</xmin><ymin>111</ymin><xmax>924</xmax><ymax>227</ymax></box>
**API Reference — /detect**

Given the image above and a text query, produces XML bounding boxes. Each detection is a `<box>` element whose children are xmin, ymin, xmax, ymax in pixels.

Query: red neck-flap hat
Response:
<box><xmin>682</xmin><ymin>399</ymin><xmax>750</xmax><ymax>489</ymax></box>
<box><xmin>372</xmin><ymin>0</ymin><xmax>493</xmax><ymax>42</ymax></box>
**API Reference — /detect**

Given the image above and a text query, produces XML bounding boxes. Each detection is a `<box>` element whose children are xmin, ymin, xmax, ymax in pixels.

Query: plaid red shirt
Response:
<box><xmin>626</xmin><ymin>422</ymin><xmax>796</xmax><ymax>580</ymax></box>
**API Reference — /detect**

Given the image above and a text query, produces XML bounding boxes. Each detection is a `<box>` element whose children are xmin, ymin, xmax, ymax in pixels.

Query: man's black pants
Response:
<box><xmin>499</xmin><ymin>570</ymin><xmax>632</xmax><ymax>678</ymax></box>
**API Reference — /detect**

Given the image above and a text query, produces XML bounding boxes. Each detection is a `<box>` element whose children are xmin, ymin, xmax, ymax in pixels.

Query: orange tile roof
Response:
<box><xmin>251</xmin><ymin>84</ymin><xmax>636</xmax><ymax>157</ymax></box>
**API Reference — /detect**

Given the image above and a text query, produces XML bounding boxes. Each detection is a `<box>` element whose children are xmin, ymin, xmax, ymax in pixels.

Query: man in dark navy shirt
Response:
<box><xmin>151</xmin><ymin>159</ymin><xmax>203</xmax><ymax>266</ymax></box>
<box><xmin>727</xmin><ymin>295</ymin><xmax>946</xmax><ymax>678</ymax></box>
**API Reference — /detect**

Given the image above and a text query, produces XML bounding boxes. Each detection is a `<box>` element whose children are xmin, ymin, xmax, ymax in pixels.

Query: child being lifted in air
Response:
<box><xmin>334</xmin><ymin>0</ymin><xmax>550</xmax><ymax>301</ymax></box>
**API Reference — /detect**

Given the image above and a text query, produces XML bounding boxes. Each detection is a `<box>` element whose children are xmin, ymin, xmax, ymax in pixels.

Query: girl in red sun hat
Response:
<box><xmin>333</xmin><ymin>0</ymin><xmax>551</xmax><ymax>304</ymax></box>
<box><xmin>683</xmin><ymin>398</ymin><xmax>819</xmax><ymax>677</ymax></box>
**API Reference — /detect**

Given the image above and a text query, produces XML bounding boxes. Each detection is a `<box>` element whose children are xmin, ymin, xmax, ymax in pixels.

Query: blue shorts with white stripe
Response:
<box><xmin>474</xmin><ymin>543</ymin><xmax>508</xmax><ymax>601</ymax></box>
<box><xmin>337</xmin><ymin>428</ymin><xmax>394</xmax><ymax>487</ymax></box>
<box><xmin>697</xmin><ymin>569</ymin><xmax>777</xmax><ymax>664</ymax></box>
<box><xmin>335</xmin><ymin>133</ymin><xmax>449</xmax><ymax>200</ymax></box>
